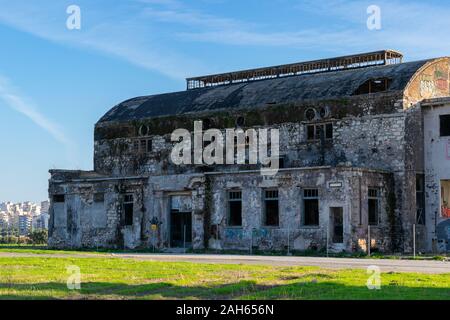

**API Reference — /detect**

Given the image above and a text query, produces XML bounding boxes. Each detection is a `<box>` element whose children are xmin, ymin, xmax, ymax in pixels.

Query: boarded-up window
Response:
<box><xmin>92</xmin><ymin>193</ymin><xmax>106</xmax><ymax>228</ymax></box>
<box><xmin>228</xmin><ymin>190</ymin><xmax>242</xmax><ymax>227</ymax></box>
<box><xmin>368</xmin><ymin>188</ymin><xmax>380</xmax><ymax>226</ymax></box>
<box><xmin>264</xmin><ymin>190</ymin><xmax>279</xmax><ymax>226</ymax></box>
<box><xmin>304</xmin><ymin>189</ymin><xmax>319</xmax><ymax>226</ymax></box>
<box><xmin>53</xmin><ymin>195</ymin><xmax>66</xmax><ymax>228</ymax></box>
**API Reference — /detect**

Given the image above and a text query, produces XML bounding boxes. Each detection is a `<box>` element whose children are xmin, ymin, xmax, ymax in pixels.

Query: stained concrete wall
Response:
<box><xmin>423</xmin><ymin>101</ymin><xmax>450</xmax><ymax>252</ymax></box>
<box><xmin>48</xmin><ymin>167</ymin><xmax>394</xmax><ymax>253</ymax></box>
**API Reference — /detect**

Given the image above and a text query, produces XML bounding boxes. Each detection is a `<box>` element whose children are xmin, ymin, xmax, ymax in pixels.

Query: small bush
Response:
<box><xmin>28</xmin><ymin>230</ymin><xmax>48</xmax><ymax>245</ymax></box>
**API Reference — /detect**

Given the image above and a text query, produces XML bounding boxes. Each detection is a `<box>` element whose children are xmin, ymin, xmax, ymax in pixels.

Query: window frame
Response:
<box><xmin>439</xmin><ymin>114</ymin><xmax>450</xmax><ymax>137</ymax></box>
<box><xmin>133</xmin><ymin>138</ymin><xmax>153</xmax><ymax>154</ymax></box>
<box><xmin>53</xmin><ymin>194</ymin><xmax>65</xmax><ymax>203</ymax></box>
<box><xmin>416</xmin><ymin>175</ymin><xmax>426</xmax><ymax>225</ymax></box>
<box><xmin>303</xmin><ymin>188</ymin><xmax>319</xmax><ymax>226</ymax></box>
<box><xmin>227</xmin><ymin>190</ymin><xmax>243</xmax><ymax>227</ymax></box>
<box><xmin>306</xmin><ymin>123</ymin><xmax>333</xmax><ymax>142</ymax></box>
<box><xmin>263</xmin><ymin>189</ymin><xmax>279</xmax><ymax>227</ymax></box>
<box><xmin>122</xmin><ymin>194</ymin><xmax>134</xmax><ymax>226</ymax></box>
<box><xmin>368</xmin><ymin>188</ymin><xmax>381</xmax><ymax>226</ymax></box>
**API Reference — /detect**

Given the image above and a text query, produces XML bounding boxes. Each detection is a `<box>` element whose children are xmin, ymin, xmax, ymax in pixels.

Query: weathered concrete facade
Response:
<box><xmin>422</xmin><ymin>97</ymin><xmax>450</xmax><ymax>253</ymax></box>
<box><xmin>48</xmin><ymin>52</ymin><xmax>450</xmax><ymax>253</ymax></box>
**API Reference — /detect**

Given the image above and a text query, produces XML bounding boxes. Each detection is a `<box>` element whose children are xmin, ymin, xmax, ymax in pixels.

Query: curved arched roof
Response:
<box><xmin>98</xmin><ymin>59</ymin><xmax>434</xmax><ymax>123</ymax></box>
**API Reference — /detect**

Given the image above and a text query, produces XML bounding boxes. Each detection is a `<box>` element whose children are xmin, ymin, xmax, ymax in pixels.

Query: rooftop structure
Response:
<box><xmin>186</xmin><ymin>50</ymin><xmax>403</xmax><ymax>90</ymax></box>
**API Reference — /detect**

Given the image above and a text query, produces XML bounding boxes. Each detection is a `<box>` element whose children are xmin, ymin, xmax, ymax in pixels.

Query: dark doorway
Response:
<box><xmin>330</xmin><ymin>207</ymin><xmax>344</xmax><ymax>244</ymax></box>
<box><xmin>170</xmin><ymin>211</ymin><xmax>192</xmax><ymax>248</ymax></box>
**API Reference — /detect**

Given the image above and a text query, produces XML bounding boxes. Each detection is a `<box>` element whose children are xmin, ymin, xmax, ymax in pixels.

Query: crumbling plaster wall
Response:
<box><xmin>423</xmin><ymin>103</ymin><xmax>450</xmax><ymax>252</ymax></box>
<box><xmin>203</xmin><ymin>168</ymin><xmax>392</xmax><ymax>253</ymax></box>
<box><xmin>48</xmin><ymin>172</ymin><xmax>149</xmax><ymax>249</ymax></box>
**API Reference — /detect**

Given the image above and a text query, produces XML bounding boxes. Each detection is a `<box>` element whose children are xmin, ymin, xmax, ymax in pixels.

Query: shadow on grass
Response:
<box><xmin>1</xmin><ymin>280</ymin><xmax>449</xmax><ymax>300</ymax></box>
<box><xmin>0</xmin><ymin>245</ymin><xmax>48</xmax><ymax>249</ymax></box>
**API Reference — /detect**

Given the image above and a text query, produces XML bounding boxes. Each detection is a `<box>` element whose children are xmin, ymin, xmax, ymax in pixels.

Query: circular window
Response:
<box><xmin>236</xmin><ymin>116</ymin><xmax>245</xmax><ymax>127</ymax></box>
<box><xmin>138</xmin><ymin>125</ymin><xmax>149</xmax><ymax>136</ymax></box>
<box><xmin>305</xmin><ymin>108</ymin><xmax>317</xmax><ymax>121</ymax></box>
<box><xmin>319</xmin><ymin>106</ymin><xmax>330</xmax><ymax>118</ymax></box>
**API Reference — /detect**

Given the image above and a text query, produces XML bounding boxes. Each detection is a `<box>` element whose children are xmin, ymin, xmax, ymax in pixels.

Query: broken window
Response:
<box><xmin>94</xmin><ymin>193</ymin><xmax>104</xmax><ymax>203</ymax></box>
<box><xmin>416</xmin><ymin>175</ymin><xmax>425</xmax><ymax>225</ymax></box>
<box><xmin>306</xmin><ymin>123</ymin><xmax>333</xmax><ymax>141</ymax></box>
<box><xmin>303</xmin><ymin>189</ymin><xmax>319</xmax><ymax>226</ymax></box>
<box><xmin>325</xmin><ymin>123</ymin><xmax>333</xmax><ymax>139</ymax></box>
<box><xmin>307</xmin><ymin>125</ymin><xmax>315</xmax><ymax>140</ymax></box>
<box><xmin>264</xmin><ymin>189</ymin><xmax>279</xmax><ymax>226</ymax></box>
<box><xmin>330</xmin><ymin>207</ymin><xmax>344</xmax><ymax>243</ymax></box>
<box><xmin>439</xmin><ymin>115</ymin><xmax>450</xmax><ymax>137</ymax></box>
<box><xmin>53</xmin><ymin>194</ymin><xmax>65</xmax><ymax>203</ymax></box>
<box><xmin>228</xmin><ymin>190</ymin><xmax>242</xmax><ymax>227</ymax></box>
<box><xmin>122</xmin><ymin>194</ymin><xmax>134</xmax><ymax>226</ymax></box>
<box><xmin>134</xmin><ymin>138</ymin><xmax>152</xmax><ymax>154</ymax></box>
<box><xmin>368</xmin><ymin>188</ymin><xmax>380</xmax><ymax>226</ymax></box>
<box><xmin>353</xmin><ymin>78</ymin><xmax>392</xmax><ymax>95</ymax></box>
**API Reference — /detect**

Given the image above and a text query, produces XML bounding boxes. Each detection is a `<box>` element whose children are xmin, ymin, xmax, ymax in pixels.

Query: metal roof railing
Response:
<box><xmin>186</xmin><ymin>50</ymin><xmax>403</xmax><ymax>90</ymax></box>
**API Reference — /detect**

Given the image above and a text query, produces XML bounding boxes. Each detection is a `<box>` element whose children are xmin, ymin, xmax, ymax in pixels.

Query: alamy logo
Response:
<box><xmin>66</xmin><ymin>5</ymin><xmax>81</xmax><ymax>30</ymax></box>
<box><xmin>366</xmin><ymin>265</ymin><xmax>381</xmax><ymax>290</ymax></box>
<box><xmin>367</xmin><ymin>5</ymin><xmax>381</xmax><ymax>30</ymax></box>
<box><xmin>66</xmin><ymin>265</ymin><xmax>81</xmax><ymax>290</ymax></box>
<box><xmin>170</xmin><ymin>121</ymin><xmax>280</xmax><ymax>176</ymax></box>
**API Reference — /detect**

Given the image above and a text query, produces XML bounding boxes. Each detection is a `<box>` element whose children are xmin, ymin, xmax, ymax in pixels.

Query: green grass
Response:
<box><xmin>0</xmin><ymin>255</ymin><xmax>448</xmax><ymax>300</ymax></box>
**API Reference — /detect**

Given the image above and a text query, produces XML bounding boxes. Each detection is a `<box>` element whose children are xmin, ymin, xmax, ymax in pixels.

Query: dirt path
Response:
<box><xmin>1</xmin><ymin>251</ymin><xmax>449</xmax><ymax>274</ymax></box>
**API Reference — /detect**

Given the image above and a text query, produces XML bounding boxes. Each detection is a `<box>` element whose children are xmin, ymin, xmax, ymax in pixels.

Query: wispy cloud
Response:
<box><xmin>0</xmin><ymin>75</ymin><xmax>70</xmax><ymax>146</ymax></box>
<box><xmin>0</xmin><ymin>0</ymin><xmax>448</xmax><ymax>79</ymax></box>
<box><xmin>0</xmin><ymin>0</ymin><xmax>207</xmax><ymax>80</ymax></box>
<box><xmin>171</xmin><ymin>0</ymin><xmax>450</xmax><ymax>59</ymax></box>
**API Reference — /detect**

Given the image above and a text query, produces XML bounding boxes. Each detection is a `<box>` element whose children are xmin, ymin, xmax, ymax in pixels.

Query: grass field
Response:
<box><xmin>0</xmin><ymin>254</ymin><xmax>449</xmax><ymax>300</ymax></box>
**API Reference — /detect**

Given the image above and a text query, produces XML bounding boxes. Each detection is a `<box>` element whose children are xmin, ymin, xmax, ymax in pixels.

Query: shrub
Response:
<box><xmin>28</xmin><ymin>230</ymin><xmax>48</xmax><ymax>244</ymax></box>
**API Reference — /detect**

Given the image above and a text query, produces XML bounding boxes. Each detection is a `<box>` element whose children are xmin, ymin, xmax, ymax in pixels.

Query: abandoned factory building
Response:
<box><xmin>49</xmin><ymin>50</ymin><xmax>450</xmax><ymax>253</ymax></box>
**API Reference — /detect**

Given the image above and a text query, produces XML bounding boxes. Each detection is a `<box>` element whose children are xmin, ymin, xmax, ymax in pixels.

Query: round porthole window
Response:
<box><xmin>139</xmin><ymin>125</ymin><xmax>149</xmax><ymax>136</ymax></box>
<box><xmin>305</xmin><ymin>108</ymin><xmax>317</xmax><ymax>121</ymax></box>
<box><xmin>236</xmin><ymin>116</ymin><xmax>245</xmax><ymax>127</ymax></box>
<box><xmin>319</xmin><ymin>106</ymin><xmax>330</xmax><ymax>118</ymax></box>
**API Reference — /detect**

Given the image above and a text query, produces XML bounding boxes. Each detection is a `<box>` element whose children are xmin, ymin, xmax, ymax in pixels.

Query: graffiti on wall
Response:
<box><xmin>419</xmin><ymin>67</ymin><xmax>449</xmax><ymax>99</ymax></box>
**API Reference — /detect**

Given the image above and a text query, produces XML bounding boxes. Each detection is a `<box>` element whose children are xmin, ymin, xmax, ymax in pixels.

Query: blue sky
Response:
<box><xmin>0</xmin><ymin>0</ymin><xmax>449</xmax><ymax>202</ymax></box>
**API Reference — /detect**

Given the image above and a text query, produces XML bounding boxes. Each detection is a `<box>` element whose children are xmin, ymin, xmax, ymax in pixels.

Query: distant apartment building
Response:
<box><xmin>18</xmin><ymin>215</ymin><xmax>32</xmax><ymax>236</ymax></box>
<box><xmin>0</xmin><ymin>201</ymin><xmax>49</xmax><ymax>235</ymax></box>
<box><xmin>32</xmin><ymin>213</ymin><xmax>49</xmax><ymax>231</ymax></box>
<box><xmin>41</xmin><ymin>201</ymin><xmax>50</xmax><ymax>214</ymax></box>
<box><xmin>0</xmin><ymin>211</ymin><xmax>9</xmax><ymax>232</ymax></box>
